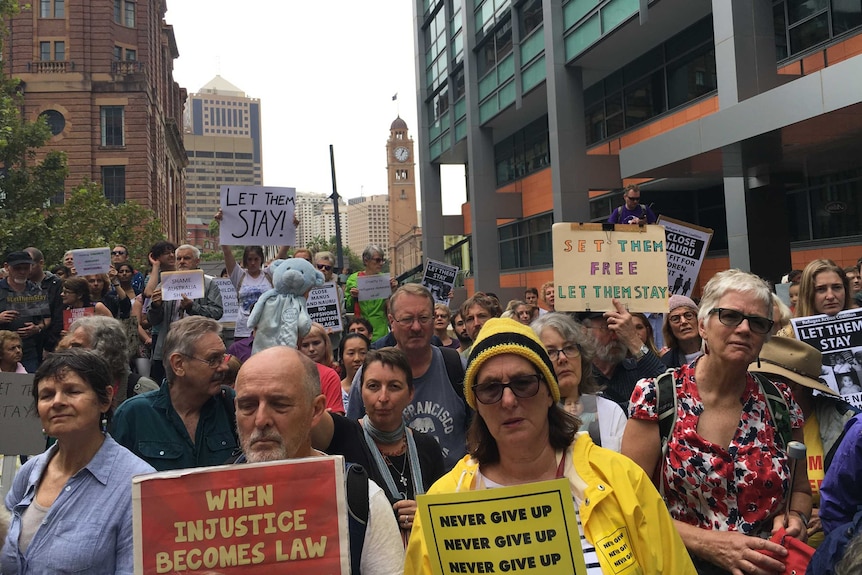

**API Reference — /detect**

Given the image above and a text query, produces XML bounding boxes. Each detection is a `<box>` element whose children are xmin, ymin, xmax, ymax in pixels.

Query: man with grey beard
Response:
<box><xmin>580</xmin><ymin>299</ymin><xmax>665</xmax><ymax>412</ymax></box>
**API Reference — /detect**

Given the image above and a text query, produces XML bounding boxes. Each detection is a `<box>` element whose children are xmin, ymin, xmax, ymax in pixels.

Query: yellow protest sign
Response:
<box><xmin>552</xmin><ymin>223</ymin><xmax>669</xmax><ymax>313</ymax></box>
<box><xmin>416</xmin><ymin>478</ymin><xmax>586</xmax><ymax>575</ymax></box>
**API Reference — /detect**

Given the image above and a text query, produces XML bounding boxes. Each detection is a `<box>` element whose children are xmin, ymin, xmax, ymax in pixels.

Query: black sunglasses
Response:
<box><xmin>709</xmin><ymin>308</ymin><xmax>773</xmax><ymax>335</ymax></box>
<box><xmin>317</xmin><ymin>264</ymin><xmax>332</xmax><ymax>271</ymax></box>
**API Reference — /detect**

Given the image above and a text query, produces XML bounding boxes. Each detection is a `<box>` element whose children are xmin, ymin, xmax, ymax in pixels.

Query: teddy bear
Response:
<box><xmin>247</xmin><ymin>257</ymin><xmax>325</xmax><ymax>354</ymax></box>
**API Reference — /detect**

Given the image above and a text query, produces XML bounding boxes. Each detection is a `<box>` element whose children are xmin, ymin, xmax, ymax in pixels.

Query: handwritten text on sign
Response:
<box><xmin>220</xmin><ymin>186</ymin><xmax>297</xmax><ymax>246</ymax></box>
<box><xmin>0</xmin><ymin>373</ymin><xmax>44</xmax><ymax>455</ymax></box>
<box><xmin>160</xmin><ymin>270</ymin><xmax>205</xmax><ymax>302</ymax></box>
<box><xmin>133</xmin><ymin>456</ymin><xmax>350</xmax><ymax>574</ymax></box>
<box><xmin>213</xmin><ymin>279</ymin><xmax>238</xmax><ymax>324</ymax></box>
<box><xmin>552</xmin><ymin>223</ymin><xmax>669</xmax><ymax>314</ymax></box>
<box><xmin>72</xmin><ymin>247</ymin><xmax>111</xmax><ymax>276</ymax></box>
<box><xmin>418</xmin><ymin>478</ymin><xmax>586</xmax><ymax>575</ymax></box>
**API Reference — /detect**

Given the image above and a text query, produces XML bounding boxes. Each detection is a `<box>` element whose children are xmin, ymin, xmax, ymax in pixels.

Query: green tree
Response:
<box><xmin>305</xmin><ymin>235</ymin><xmax>363</xmax><ymax>272</ymax></box>
<box><xmin>0</xmin><ymin>1</ymin><xmax>69</xmax><ymax>255</ymax></box>
<box><xmin>42</xmin><ymin>182</ymin><xmax>165</xmax><ymax>270</ymax></box>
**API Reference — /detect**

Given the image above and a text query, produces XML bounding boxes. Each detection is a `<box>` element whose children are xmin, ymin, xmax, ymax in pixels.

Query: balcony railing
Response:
<box><xmin>28</xmin><ymin>61</ymin><xmax>75</xmax><ymax>73</ymax></box>
<box><xmin>111</xmin><ymin>60</ymin><xmax>144</xmax><ymax>75</ymax></box>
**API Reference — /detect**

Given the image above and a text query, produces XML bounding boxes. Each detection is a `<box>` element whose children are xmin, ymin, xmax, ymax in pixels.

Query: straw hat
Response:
<box><xmin>748</xmin><ymin>337</ymin><xmax>838</xmax><ymax>396</ymax></box>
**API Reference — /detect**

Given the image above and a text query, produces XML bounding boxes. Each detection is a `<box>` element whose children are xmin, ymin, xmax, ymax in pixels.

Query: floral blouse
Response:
<box><xmin>629</xmin><ymin>362</ymin><xmax>803</xmax><ymax>536</ymax></box>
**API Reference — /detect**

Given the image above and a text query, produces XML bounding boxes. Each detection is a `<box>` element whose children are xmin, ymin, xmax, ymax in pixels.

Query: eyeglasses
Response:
<box><xmin>111</xmin><ymin>250</ymin><xmax>126</xmax><ymax>256</ymax></box>
<box><xmin>625</xmin><ymin>196</ymin><xmax>641</xmax><ymax>203</ymax></box>
<box><xmin>668</xmin><ymin>311</ymin><xmax>696</xmax><ymax>325</ymax></box>
<box><xmin>545</xmin><ymin>345</ymin><xmax>581</xmax><ymax>361</ymax></box>
<box><xmin>472</xmin><ymin>374</ymin><xmax>543</xmax><ymax>404</ymax></box>
<box><xmin>709</xmin><ymin>308</ymin><xmax>773</xmax><ymax>335</ymax></box>
<box><xmin>317</xmin><ymin>264</ymin><xmax>332</xmax><ymax>271</ymax></box>
<box><xmin>393</xmin><ymin>315</ymin><xmax>433</xmax><ymax>327</ymax></box>
<box><xmin>181</xmin><ymin>352</ymin><xmax>230</xmax><ymax>369</ymax></box>
<box><xmin>371</xmin><ymin>257</ymin><xmax>385</xmax><ymax>264</ymax></box>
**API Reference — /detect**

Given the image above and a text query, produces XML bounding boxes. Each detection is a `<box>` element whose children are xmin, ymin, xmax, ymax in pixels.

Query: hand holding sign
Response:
<box><xmin>159</xmin><ymin>270</ymin><xmax>205</xmax><ymax>302</ymax></box>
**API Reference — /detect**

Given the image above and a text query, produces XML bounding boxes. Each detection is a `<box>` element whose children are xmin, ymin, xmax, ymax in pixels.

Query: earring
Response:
<box><xmin>100</xmin><ymin>413</ymin><xmax>108</xmax><ymax>433</ymax></box>
<box><xmin>41</xmin><ymin>428</ymin><xmax>47</xmax><ymax>439</ymax></box>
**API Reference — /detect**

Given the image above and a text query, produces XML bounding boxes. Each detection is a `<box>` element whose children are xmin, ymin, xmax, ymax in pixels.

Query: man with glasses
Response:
<box><xmin>346</xmin><ymin>284</ymin><xmax>469</xmax><ymax>468</ymax></box>
<box><xmin>580</xmin><ymin>299</ymin><xmax>665</xmax><ymax>412</ymax></box>
<box><xmin>607</xmin><ymin>184</ymin><xmax>657</xmax><ymax>225</ymax></box>
<box><xmin>111</xmin><ymin>244</ymin><xmax>145</xmax><ymax>295</ymax></box>
<box><xmin>24</xmin><ymin>246</ymin><xmax>63</xmax><ymax>356</ymax></box>
<box><xmin>112</xmin><ymin>316</ymin><xmax>237</xmax><ymax>471</ymax></box>
<box><xmin>0</xmin><ymin>251</ymin><xmax>52</xmax><ymax>372</ymax></box>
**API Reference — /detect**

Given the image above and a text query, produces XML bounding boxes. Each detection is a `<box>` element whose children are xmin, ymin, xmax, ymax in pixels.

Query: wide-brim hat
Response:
<box><xmin>464</xmin><ymin>317</ymin><xmax>559</xmax><ymax>409</ymax></box>
<box><xmin>749</xmin><ymin>337</ymin><xmax>838</xmax><ymax>396</ymax></box>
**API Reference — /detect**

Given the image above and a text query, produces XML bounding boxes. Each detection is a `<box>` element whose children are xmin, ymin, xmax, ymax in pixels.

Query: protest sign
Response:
<box><xmin>307</xmin><ymin>282</ymin><xmax>343</xmax><ymax>333</ymax></box>
<box><xmin>357</xmin><ymin>274</ymin><xmax>392</xmax><ymax>301</ymax></box>
<box><xmin>133</xmin><ymin>455</ymin><xmax>350</xmax><ymax>575</ymax></box>
<box><xmin>0</xmin><ymin>373</ymin><xmax>44</xmax><ymax>455</ymax></box>
<box><xmin>552</xmin><ymin>223</ymin><xmax>669</xmax><ymax>313</ymax></box>
<box><xmin>71</xmin><ymin>247</ymin><xmax>112</xmax><ymax>276</ymax></box>
<box><xmin>657</xmin><ymin>216</ymin><xmax>713</xmax><ymax>299</ymax></box>
<box><xmin>792</xmin><ymin>308</ymin><xmax>862</xmax><ymax>408</ymax></box>
<box><xmin>422</xmin><ymin>259</ymin><xmax>458</xmax><ymax>305</ymax></box>
<box><xmin>63</xmin><ymin>306</ymin><xmax>94</xmax><ymax>331</ymax></box>
<box><xmin>160</xmin><ymin>270</ymin><xmax>205</xmax><ymax>302</ymax></box>
<box><xmin>219</xmin><ymin>186</ymin><xmax>296</xmax><ymax>246</ymax></box>
<box><xmin>417</xmin><ymin>478</ymin><xmax>586</xmax><ymax>575</ymax></box>
<box><xmin>214</xmin><ymin>278</ymin><xmax>238</xmax><ymax>324</ymax></box>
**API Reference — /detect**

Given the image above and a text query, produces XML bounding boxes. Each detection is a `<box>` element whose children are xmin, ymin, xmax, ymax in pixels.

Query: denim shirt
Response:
<box><xmin>112</xmin><ymin>381</ymin><xmax>238</xmax><ymax>471</ymax></box>
<box><xmin>1</xmin><ymin>436</ymin><xmax>155</xmax><ymax>574</ymax></box>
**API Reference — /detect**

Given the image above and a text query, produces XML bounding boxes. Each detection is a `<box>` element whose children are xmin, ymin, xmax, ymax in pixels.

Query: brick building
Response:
<box><xmin>5</xmin><ymin>0</ymin><xmax>188</xmax><ymax>241</ymax></box>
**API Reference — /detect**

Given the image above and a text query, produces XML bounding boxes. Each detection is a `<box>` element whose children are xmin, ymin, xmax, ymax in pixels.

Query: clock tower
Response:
<box><xmin>386</xmin><ymin>116</ymin><xmax>420</xmax><ymax>276</ymax></box>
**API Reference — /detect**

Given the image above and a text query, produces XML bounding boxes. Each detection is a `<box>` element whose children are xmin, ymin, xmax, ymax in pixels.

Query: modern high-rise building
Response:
<box><xmin>413</xmin><ymin>1</ymin><xmax>862</xmax><ymax>299</ymax></box>
<box><xmin>5</xmin><ymin>0</ymin><xmax>188</xmax><ymax>240</ymax></box>
<box><xmin>347</xmin><ymin>195</ymin><xmax>390</xmax><ymax>258</ymax></box>
<box><xmin>184</xmin><ymin>76</ymin><xmax>262</xmax><ymax>227</ymax></box>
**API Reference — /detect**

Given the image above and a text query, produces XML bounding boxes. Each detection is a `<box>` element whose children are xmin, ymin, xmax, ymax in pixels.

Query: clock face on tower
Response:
<box><xmin>394</xmin><ymin>146</ymin><xmax>409</xmax><ymax>162</ymax></box>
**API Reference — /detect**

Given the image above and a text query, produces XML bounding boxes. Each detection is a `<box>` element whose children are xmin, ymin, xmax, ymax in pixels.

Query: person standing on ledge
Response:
<box><xmin>607</xmin><ymin>184</ymin><xmax>657</xmax><ymax>225</ymax></box>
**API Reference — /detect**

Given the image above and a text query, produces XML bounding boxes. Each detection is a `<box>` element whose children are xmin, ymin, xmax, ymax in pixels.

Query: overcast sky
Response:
<box><xmin>166</xmin><ymin>1</ymin><xmax>465</xmax><ymax>214</ymax></box>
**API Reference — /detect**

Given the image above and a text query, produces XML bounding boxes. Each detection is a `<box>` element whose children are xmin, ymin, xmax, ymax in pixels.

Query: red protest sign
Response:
<box><xmin>63</xmin><ymin>306</ymin><xmax>94</xmax><ymax>331</ymax></box>
<box><xmin>133</xmin><ymin>456</ymin><xmax>350</xmax><ymax>574</ymax></box>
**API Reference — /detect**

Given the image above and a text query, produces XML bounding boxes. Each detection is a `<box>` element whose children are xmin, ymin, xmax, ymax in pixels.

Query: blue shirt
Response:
<box><xmin>112</xmin><ymin>381</ymin><xmax>238</xmax><ymax>471</ymax></box>
<box><xmin>607</xmin><ymin>203</ymin><xmax>657</xmax><ymax>224</ymax></box>
<box><xmin>1</xmin><ymin>436</ymin><xmax>154</xmax><ymax>575</ymax></box>
<box><xmin>819</xmin><ymin>413</ymin><xmax>862</xmax><ymax>534</ymax></box>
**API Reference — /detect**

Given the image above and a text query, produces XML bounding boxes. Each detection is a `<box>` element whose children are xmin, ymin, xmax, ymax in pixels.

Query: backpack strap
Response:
<box><xmin>440</xmin><ymin>347</ymin><xmax>466</xmax><ymax>400</ymax></box>
<box><xmin>346</xmin><ymin>463</ymin><xmax>369</xmax><ymax>575</ymax></box>
<box><xmin>654</xmin><ymin>368</ymin><xmax>679</xmax><ymax>496</ymax></box>
<box><xmin>751</xmin><ymin>372</ymin><xmax>792</xmax><ymax>450</ymax></box>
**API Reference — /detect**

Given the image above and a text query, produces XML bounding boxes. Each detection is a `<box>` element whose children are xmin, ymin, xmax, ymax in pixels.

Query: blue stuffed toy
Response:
<box><xmin>247</xmin><ymin>258</ymin><xmax>324</xmax><ymax>354</ymax></box>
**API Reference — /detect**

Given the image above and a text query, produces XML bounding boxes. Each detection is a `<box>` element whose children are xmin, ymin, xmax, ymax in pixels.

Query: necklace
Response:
<box><xmin>385</xmin><ymin>453</ymin><xmax>409</xmax><ymax>488</ymax></box>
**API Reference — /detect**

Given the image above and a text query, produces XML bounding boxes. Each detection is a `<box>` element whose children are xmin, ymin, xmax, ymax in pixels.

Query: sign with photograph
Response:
<box><xmin>657</xmin><ymin>216</ymin><xmax>713</xmax><ymax>299</ymax></box>
<box><xmin>307</xmin><ymin>282</ymin><xmax>343</xmax><ymax>333</ymax></box>
<box><xmin>219</xmin><ymin>186</ymin><xmax>296</xmax><ymax>246</ymax></box>
<box><xmin>421</xmin><ymin>260</ymin><xmax>458</xmax><ymax>305</ymax></box>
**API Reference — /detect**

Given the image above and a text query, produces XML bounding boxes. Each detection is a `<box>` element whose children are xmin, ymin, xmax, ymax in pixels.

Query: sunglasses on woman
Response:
<box><xmin>472</xmin><ymin>374</ymin><xmax>543</xmax><ymax>404</ymax></box>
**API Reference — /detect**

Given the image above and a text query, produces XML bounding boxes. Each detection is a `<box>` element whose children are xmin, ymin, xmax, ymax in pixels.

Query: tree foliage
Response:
<box><xmin>305</xmin><ymin>235</ymin><xmax>364</xmax><ymax>272</ymax></box>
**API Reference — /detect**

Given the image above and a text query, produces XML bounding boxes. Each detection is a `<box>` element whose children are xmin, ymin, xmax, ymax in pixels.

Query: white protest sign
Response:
<box><xmin>792</xmin><ymin>309</ymin><xmax>862</xmax><ymax>408</ymax></box>
<box><xmin>307</xmin><ymin>282</ymin><xmax>343</xmax><ymax>333</ymax></box>
<box><xmin>213</xmin><ymin>278</ymin><xmax>238</xmax><ymax>324</ymax></box>
<box><xmin>159</xmin><ymin>270</ymin><xmax>205</xmax><ymax>302</ymax></box>
<box><xmin>72</xmin><ymin>247</ymin><xmax>111</xmax><ymax>276</ymax></box>
<box><xmin>0</xmin><ymin>373</ymin><xmax>44</xmax><ymax>455</ymax></box>
<box><xmin>658</xmin><ymin>216</ymin><xmax>713</xmax><ymax>299</ymax></box>
<box><xmin>422</xmin><ymin>259</ymin><xmax>459</xmax><ymax>305</ymax></box>
<box><xmin>357</xmin><ymin>274</ymin><xmax>392</xmax><ymax>301</ymax></box>
<box><xmin>220</xmin><ymin>185</ymin><xmax>296</xmax><ymax>246</ymax></box>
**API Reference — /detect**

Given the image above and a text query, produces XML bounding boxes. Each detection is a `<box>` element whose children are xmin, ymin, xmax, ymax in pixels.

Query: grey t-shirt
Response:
<box><xmin>346</xmin><ymin>346</ymin><xmax>468</xmax><ymax>468</ymax></box>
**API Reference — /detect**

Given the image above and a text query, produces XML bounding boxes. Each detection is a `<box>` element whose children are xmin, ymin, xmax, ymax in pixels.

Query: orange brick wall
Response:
<box><xmin>778</xmin><ymin>33</ymin><xmax>862</xmax><ymax>75</ymax></box>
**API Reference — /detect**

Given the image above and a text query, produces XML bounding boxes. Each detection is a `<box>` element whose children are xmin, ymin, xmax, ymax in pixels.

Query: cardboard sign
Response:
<box><xmin>220</xmin><ymin>186</ymin><xmax>297</xmax><ymax>246</ymax></box>
<box><xmin>133</xmin><ymin>456</ymin><xmax>350</xmax><ymax>574</ymax></box>
<box><xmin>792</xmin><ymin>309</ymin><xmax>862</xmax><ymax>408</ymax></box>
<box><xmin>552</xmin><ymin>223</ymin><xmax>669</xmax><ymax>313</ymax></box>
<box><xmin>422</xmin><ymin>260</ymin><xmax>458</xmax><ymax>305</ymax></box>
<box><xmin>307</xmin><ymin>282</ymin><xmax>343</xmax><ymax>333</ymax></box>
<box><xmin>417</xmin><ymin>478</ymin><xmax>587</xmax><ymax>575</ymax></box>
<box><xmin>160</xmin><ymin>270</ymin><xmax>205</xmax><ymax>302</ymax></box>
<box><xmin>71</xmin><ymin>247</ymin><xmax>112</xmax><ymax>276</ymax></box>
<box><xmin>357</xmin><ymin>274</ymin><xmax>392</xmax><ymax>302</ymax></box>
<box><xmin>214</xmin><ymin>278</ymin><xmax>238</xmax><ymax>324</ymax></box>
<box><xmin>658</xmin><ymin>216</ymin><xmax>713</xmax><ymax>299</ymax></box>
<box><xmin>63</xmin><ymin>307</ymin><xmax>95</xmax><ymax>331</ymax></box>
<box><xmin>0</xmin><ymin>373</ymin><xmax>44</xmax><ymax>455</ymax></box>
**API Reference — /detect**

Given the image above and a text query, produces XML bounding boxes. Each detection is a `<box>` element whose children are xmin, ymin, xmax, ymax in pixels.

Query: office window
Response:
<box><xmin>477</xmin><ymin>17</ymin><xmax>513</xmax><ymax>78</ymax></box>
<box><xmin>499</xmin><ymin>214</ymin><xmax>553</xmax><ymax>270</ymax></box>
<box><xmin>494</xmin><ymin>115</ymin><xmax>549</xmax><ymax>186</ymax></box>
<box><xmin>101</xmin><ymin>106</ymin><xmax>124</xmax><ymax>147</ymax></box>
<box><xmin>519</xmin><ymin>0</ymin><xmax>543</xmax><ymax>37</ymax></box>
<box><xmin>101</xmin><ymin>166</ymin><xmax>125</xmax><ymax>205</ymax></box>
<box><xmin>774</xmin><ymin>0</ymin><xmax>862</xmax><ymax>58</ymax></box>
<box><xmin>40</xmin><ymin>42</ymin><xmax>51</xmax><ymax>61</ymax></box>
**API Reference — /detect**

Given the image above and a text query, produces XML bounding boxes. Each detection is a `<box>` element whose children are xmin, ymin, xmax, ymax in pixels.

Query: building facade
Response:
<box><xmin>184</xmin><ymin>75</ymin><xmax>263</xmax><ymax>228</ymax></box>
<box><xmin>413</xmin><ymin>0</ymin><xmax>862</xmax><ymax>300</ymax></box>
<box><xmin>347</xmin><ymin>194</ymin><xmax>390</xmax><ymax>258</ymax></box>
<box><xmin>386</xmin><ymin>117</ymin><xmax>422</xmax><ymax>276</ymax></box>
<box><xmin>6</xmin><ymin>0</ymin><xmax>188</xmax><ymax>240</ymax></box>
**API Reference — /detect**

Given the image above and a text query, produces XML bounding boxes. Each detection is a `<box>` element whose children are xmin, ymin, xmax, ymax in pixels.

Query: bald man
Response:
<box><xmin>234</xmin><ymin>347</ymin><xmax>403</xmax><ymax>574</ymax></box>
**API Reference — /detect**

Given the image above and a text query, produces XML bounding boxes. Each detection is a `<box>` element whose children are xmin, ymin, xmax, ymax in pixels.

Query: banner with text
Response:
<box><xmin>422</xmin><ymin>260</ymin><xmax>458</xmax><ymax>305</ymax></box>
<box><xmin>357</xmin><ymin>274</ymin><xmax>392</xmax><ymax>301</ymax></box>
<box><xmin>657</xmin><ymin>216</ymin><xmax>713</xmax><ymax>299</ymax></box>
<box><xmin>307</xmin><ymin>282</ymin><xmax>343</xmax><ymax>333</ymax></box>
<box><xmin>220</xmin><ymin>186</ymin><xmax>296</xmax><ymax>246</ymax></box>
<box><xmin>214</xmin><ymin>279</ymin><xmax>238</xmax><ymax>324</ymax></box>
<box><xmin>133</xmin><ymin>456</ymin><xmax>349</xmax><ymax>574</ymax></box>
<box><xmin>0</xmin><ymin>373</ymin><xmax>43</xmax><ymax>455</ymax></box>
<box><xmin>160</xmin><ymin>270</ymin><xmax>205</xmax><ymax>302</ymax></box>
<box><xmin>792</xmin><ymin>308</ymin><xmax>862</xmax><ymax>408</ymax></box>
<box><xmin>71</xmin><ymin>247</ymin><xmax>112</xmax><ymax>276</ymax></box>
<box><xmin>552</xmin><ymin>223</ymin><xmax>669</xmax><ymax>313</ymax></box>
<box><xmin>417</xmin><ymin>478</ymin><xmax>586</xmax><ymax>575</ymax></box>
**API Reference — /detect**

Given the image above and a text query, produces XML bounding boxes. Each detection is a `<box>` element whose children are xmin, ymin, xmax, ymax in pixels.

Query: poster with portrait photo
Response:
<box><xmin>421</xmin><ymin>259</ymin><xmax>458</xmax><ymax>305</ymax></box>
<box><xmin>792</xmin><ymin>308</ymin><xmax>862</xmax><ymax>408</ymax></box>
